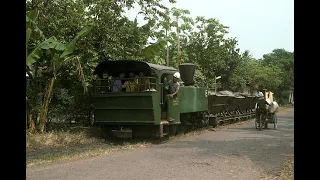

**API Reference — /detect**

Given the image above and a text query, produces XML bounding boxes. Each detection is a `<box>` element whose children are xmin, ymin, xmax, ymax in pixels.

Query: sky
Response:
<box><xmin>126</xmin><ymin>0</ymin><xmax>294</xmax><ymax>59</ymax></box>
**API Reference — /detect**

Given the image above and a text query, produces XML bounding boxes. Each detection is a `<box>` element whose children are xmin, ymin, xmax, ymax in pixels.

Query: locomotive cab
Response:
<box><xmin>92</xmin><ymin>60</ymin><xmax>178</xmax><ymax>138</ymax></box>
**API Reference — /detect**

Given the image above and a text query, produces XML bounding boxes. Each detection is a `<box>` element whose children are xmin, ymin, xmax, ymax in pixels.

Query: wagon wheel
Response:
<box><xmin>273</xmin><ymin>114</ymin><xmax>278</xmax><ymax>130</ymax></box>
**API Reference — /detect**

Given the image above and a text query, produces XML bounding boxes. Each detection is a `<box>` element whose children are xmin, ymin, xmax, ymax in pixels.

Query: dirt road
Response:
<box><xmin>26</xmin><ymin>108</ymin><xmax>294</xmax><ymax>180</ymax></box>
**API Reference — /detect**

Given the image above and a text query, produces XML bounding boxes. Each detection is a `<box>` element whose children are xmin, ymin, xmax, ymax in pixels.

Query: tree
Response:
<box><xmin>184</xmin><ymin>16</ymin><xmax>241</xmax><ymax>89</ymax></box>
<box><xmin>25</xmin><ymin>0</ymin><xmax>177</xmax><ymax>132</ymax></box>
<box><xmin>25</xmin><ymin>0</ymin><xmax>293</xmax><ymax>134</ymax></box>
<box><xmin>261</xmin><ymin>49</ymin><xmax>294</xmax><ymax>104</ymax></box>
<box><xmin>146</xmin><ymin>7</ymin><xmax>194</xmax><ymax>67</ymax></box>
<box><xmin>26</xmin><ymin>9</ymin><xmax>93</xmax><ymax>133</ymax></box>
<box><xmin>228</xmin><ymin>50</ymin><xmax>283</xmax><ymax>94</ymax></box>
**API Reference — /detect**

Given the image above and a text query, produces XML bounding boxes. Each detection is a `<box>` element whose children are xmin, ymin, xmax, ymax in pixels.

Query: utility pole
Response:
<box><xmin>166</xmin><ymin>29</ymin><xmax>169</xmax><ymax>66</ymax></box>
<box><xmin>215</xmin><ymin>75</ymin><xmax>221</xmax><ymax>93</ymax></box>
<box><xmin>214</xmin><ymin>75</ymin><xmax>217</xmax><ymax>94</ymax></box>
<box><xmin>176</xmin><ymin>15</ymin><xmax>180</xmax><ymax>65</ymax></box>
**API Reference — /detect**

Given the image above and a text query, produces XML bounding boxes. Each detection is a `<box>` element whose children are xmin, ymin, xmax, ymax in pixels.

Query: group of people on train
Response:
<box><xmin>98</xmin><ymin>71</ymin><xmax>153</xmax><ymax>92</ymax></box>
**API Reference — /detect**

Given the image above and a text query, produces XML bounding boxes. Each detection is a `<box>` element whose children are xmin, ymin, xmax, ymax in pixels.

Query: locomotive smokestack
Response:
<box><xmin>178</xmin><ymin>63</ymin><xmax>195</xmax><ymax>86</ymax></box>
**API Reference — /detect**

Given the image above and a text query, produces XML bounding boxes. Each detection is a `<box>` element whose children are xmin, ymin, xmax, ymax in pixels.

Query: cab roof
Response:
<box><xmin>94</xmin><ymin>60</ymin><xmax>177</xmax><ymax>78</ymax></box>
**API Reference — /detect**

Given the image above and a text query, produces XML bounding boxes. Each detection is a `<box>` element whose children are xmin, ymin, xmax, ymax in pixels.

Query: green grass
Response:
<box><xmin>26</xmin><ymin>126</ymin><xmax>154</xmax><ymax>167</ymax></box>
<box><xmin>26</xmin><ymin>127</ymin><xmax>102</xmax><ymax>150</ymax></box>
<box><xmin>26</xmin><ymin>141</ymin><xmax>151</xmax><ymax>167</ymax></box>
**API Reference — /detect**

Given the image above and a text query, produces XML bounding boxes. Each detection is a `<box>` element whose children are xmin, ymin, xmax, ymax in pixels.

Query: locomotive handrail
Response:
<box><xmin>159</xmin><ymin>83</ymin><xmax>163</xmax><ymax>105</ymax></box>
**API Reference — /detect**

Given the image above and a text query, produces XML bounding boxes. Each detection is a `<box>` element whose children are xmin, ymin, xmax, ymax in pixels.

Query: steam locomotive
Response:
<box><xmin>92</xmin><ymin>60</ymin><xmax>258</xmax><ymax>138</ymax></box>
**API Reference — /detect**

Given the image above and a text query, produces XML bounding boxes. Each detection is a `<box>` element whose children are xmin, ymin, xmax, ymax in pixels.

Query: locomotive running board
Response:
<box><xmin>111</xmin><ymin>128</ymin><xmax>132</xmax><ymax>139</ymax></box>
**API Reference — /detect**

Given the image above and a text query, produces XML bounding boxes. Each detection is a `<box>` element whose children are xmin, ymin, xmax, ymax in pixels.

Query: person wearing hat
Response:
<box><xmin>255</xmin><ymin>91</ymin><xmax>270</xmax><ymax>127</ymax></box>
<box><xmin>161</xmin><ymin>72</ymin><xmax>181</xmax><ymax>119</ymax></box>
<box><xmin>167</xmin><ymin>72</ymin><xmax>181</xmax><ymax>98</ymax></box>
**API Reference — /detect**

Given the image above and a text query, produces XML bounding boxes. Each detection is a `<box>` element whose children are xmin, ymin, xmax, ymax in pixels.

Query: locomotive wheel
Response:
<box><xmin>101</xmin><ymin>127</ymin><xmax>112</xmax><ymax>141</ymax></box>
<box><xmin>169</xmin><ymin>125</ymin><xmax>177</xmax><ymax>136</ymax></box>
<box><xmin>175</xmin><ymin>125</ymin><xmax>180</xmax><ymax>135</ymax></box>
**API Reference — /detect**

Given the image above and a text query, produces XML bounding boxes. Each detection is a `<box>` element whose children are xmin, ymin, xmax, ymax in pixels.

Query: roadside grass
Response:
<box><xmin>276</xmin><ymin>155</ymin><xmax>294</xmax><ymax>180</ymax></box>
<box><xmin>26</xmin><ymin>127</ymin><xmax>102</xmax><ymax>151</ymax></box>
<box><xmin>26</xmin><ymin>141</ymin><xmax>151</xmax><ymax>168</ymax></box>
<box><xmin>26</xmin><ymin>126</ymin><xmax>152</xmax><ymax>167</ymax></box>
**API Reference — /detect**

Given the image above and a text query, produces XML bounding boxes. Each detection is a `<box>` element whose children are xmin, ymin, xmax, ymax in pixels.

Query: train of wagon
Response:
<box><xmin>91</xmin><ymin>60</ymin><xmax>259</xmax><ymax>139</ymax></box>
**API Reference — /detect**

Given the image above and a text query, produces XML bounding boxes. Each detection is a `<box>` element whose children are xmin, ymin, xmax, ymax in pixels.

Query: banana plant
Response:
<box><xmin>140</xmin><ymin>39</ymin><xmax>167</xmax><ymax>59</ymax></box>
<box><xmin>26</xmin><ymin>10</ymin><xmax>92</xmax><ymax>66</ymax></box>
<box><xmin>26</xmin><ymin>9</ymin><xmax>93</xmax><ymax>133</ymax></box>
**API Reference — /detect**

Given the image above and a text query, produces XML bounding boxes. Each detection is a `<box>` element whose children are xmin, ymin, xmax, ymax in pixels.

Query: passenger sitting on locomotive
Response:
<box><xmin>122</xmin><ymin>72</ymin><xmax>138</xmax><ymax>92</ymax></box>
<box><xmin>255</xmin><ymin>92</ymin><xmax>270</xmax><ymax>123</ymax></box>
<box><xmin>137</xmin><ymin>72</ymin><xmax>150</xmax><ymax>91</ymax></box>
<box><xmin>112</xmin><ymin>73</ymin><xmax>124</xmax><ymax>92</ymax></box>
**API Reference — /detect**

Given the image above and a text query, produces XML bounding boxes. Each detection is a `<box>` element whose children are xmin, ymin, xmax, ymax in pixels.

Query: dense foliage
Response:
<box><xmin>26</xmin><ymin>0</ymin><xmax>294</xmax><ymax>132</ymax></box>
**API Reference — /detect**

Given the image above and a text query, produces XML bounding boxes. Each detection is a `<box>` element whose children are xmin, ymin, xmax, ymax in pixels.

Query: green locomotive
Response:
<box><xmin>92</xmin><ymin>60</ymin><xmax>256</xmax><ymax>138</ymax></box>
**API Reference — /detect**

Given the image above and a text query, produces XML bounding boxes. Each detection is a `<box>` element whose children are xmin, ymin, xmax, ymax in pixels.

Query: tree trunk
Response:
<box><xmin>26</xmin><ymin>96</ymin><xmax>36</xmax><ymax>133</ymax></box>
<box><xmin>27</xmin><ymin>64</ymin><xmax>41</xmax><ymax>133</ymax></box>
<box><xmin>28</xmin><ymin>114</ymin><xmax>36</xmax><ymax>133</ymax></box>
<box><xmin>39</xmin><ymin>76</ymin><xmax>55</xmax><ymax>133</ymax></box>
<box><xmin>28</xmin><ymin>109</ymin><xmax>37</xmax><ymax>133</ymax></box>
